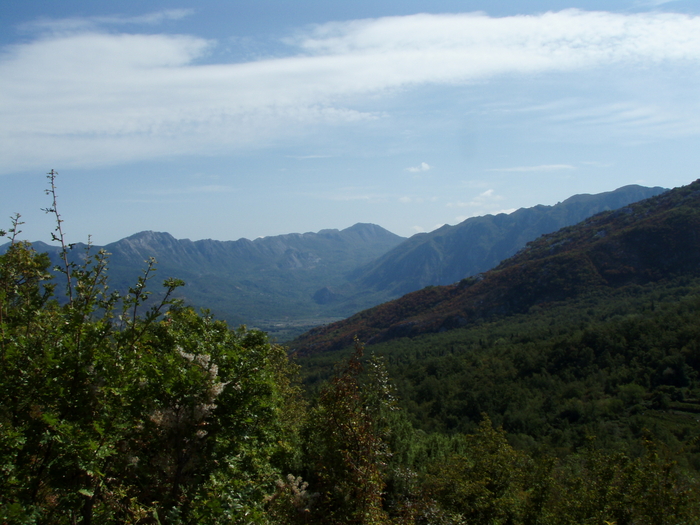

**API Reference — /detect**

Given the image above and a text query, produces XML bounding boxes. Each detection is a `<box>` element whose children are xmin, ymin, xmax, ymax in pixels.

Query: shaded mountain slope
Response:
<box><xmin>350</xmin><ymin>185</ymin><xmax>665</xmax><ymax>297</ymax></box>
<box><xmin>105</xmin><ymin>223</ymin><xmax>405</xmax><ymax>325</ymax></box>
<box><xmin>291</xmin><ymin>180</ymin><xmax>699</xmax><ymax>354</ymax></box>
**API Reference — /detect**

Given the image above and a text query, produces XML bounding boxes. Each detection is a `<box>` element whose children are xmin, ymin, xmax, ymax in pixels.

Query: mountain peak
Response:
<box><xmin>121</xmin><ymin>230</ymin><xmax>179</xmax><ymax>242</ymax></box>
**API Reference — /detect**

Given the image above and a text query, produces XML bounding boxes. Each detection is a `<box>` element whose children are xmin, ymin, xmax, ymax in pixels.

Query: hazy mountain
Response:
<box><xmin>349</xmin><ymin>185</ymin><xmax>666</xmax><ymax>297</ymax></box>
<box><xmin>290</xmin><ymin>181</ymin><xmax>697</xmax><ymax>354</ymax></box>
<box><xmin>3</xmin><ymin>224</ymin><xmax>405</xmax><ymax>338</ymax></box>
<box><xmin>105</xmin><ymin>223</ymin><xmax>402</xmax><ymax>277</ymax></box>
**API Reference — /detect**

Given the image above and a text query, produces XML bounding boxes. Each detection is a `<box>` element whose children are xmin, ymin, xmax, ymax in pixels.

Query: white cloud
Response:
<box><xmin>4</xmin><ymin>9</ymin><xmax>700</xmax><ymax>172</ymax></box>
<box><xmin>114</xmin><ymin>9</ymin><xmax>195</xmax><ymax>25</ymax></box>
<box><xmin>295</xmin><ymin>10</ymin><xmax>700</xmax><ymax>71</ymax></box>
<box><xmin>508</xmin><ymin>95</ymin><xmax>700</xmax><ymax>142</ymax></box>
<box><xmin>486</xmin><ymin>164</ymin><xmax>576</xmax><ymax>173</ymax></box>
<box><xmin>546</xmin><ymin>101</ymin><xmax>699</xmax><ymax>138</ymax></box>
<box><xmin>406</xmin><ymin>162</ymin><xmax>431</xmax><ymax>173</ymax></box>
<box><xmin>447</xmin><ymin>188</ymin><xmax>503</xmax><ymax>208</ymax></box>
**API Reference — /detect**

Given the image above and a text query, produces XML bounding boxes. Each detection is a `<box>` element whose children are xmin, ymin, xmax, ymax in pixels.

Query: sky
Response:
<box><xmin>1</xmin><ymin>0</ymin><xmax>700</xmax><ymax>244</ymax></box>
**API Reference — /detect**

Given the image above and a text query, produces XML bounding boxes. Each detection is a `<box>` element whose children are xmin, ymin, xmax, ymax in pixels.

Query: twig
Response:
<box><xmin>42</xmin><ymin>169</ymin><xmax>74</xmax><ymax>302</ymax></box>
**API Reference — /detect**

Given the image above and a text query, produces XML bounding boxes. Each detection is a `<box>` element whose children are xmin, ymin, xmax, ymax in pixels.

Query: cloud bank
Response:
<box><xmin>2</xmin><ymin>9</ymin><xmax>700</xmax><ymax>172</ymax></box>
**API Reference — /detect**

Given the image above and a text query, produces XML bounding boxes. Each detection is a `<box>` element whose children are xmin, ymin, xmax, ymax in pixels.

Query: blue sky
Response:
<box><xmin>1</xmin><ymin>0</ymin><xmax>699</xmax><ymax>244</ymax></box>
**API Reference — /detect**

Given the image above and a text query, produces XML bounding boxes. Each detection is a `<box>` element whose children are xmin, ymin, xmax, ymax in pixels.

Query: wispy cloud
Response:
<box><xmin>633</xmin><ymin>0</ymin><xmax>680</xmax><ymax>7</ymax></box>
<box><xmin>546</xmin><ymin>101</ymin><xmax>699</xmax><ymax>137</ymax></box>
<box><xmin>454</xmin><ymin>209</ymin><xmax>516</xmax><ymax>223</ymax></box>
<box><xmin>447</xmin><ymin>188</ymin><xmax>503</xmax><ymax>208</ymax></box>
<box><xmin>486</xmin><ymin>164</ymin><xmax>576</xmax><ymax>173</ymax></box>
<box><xmin>507</xmin><ymin>96</ymin><xmax>700</xmax><ymax>142</ymax></box>
<box><xmin>19</xmin><ymin>9</ymin><xmax>195</xmax><ymax>33</ymax></box>
<box><xmin>411</xmin><ymin>224</ymin><xmax>444</xmax><ymax>234</ymax></box>
<box><xmin>406</xmin><ymin>162</ymin><xmax>431</xmax><ymax>173</ymax></box>
<box><xmin>448</xmin><ymin>189</ymin><xmax>517</xmax><ymax>223</ymax></box>
<box><xmin>4</xmin><ymin>9</ymin><xmax>700</xmax><ymax>172</ymax></box>
<box><xmin>451</xmin><ymin>190</ymin><xmax>515</xmax><ymax>223</ymax></box>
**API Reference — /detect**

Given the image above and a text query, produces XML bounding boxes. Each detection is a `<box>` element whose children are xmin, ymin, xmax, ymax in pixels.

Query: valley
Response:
<box><xmin>3</xmin><ymin>184</ymin><xmax>665</xmax><ymax>340</ymax></box>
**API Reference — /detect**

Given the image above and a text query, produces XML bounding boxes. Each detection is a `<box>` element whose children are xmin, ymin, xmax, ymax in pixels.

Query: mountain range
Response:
<box><xmin>4</xmin><ymin>184</ymin><xmax>665</xmax><ymax>339</ymax></box>
<box><xmin>290</xmin><ymin>180</ymin><xmax>699</xmax><ymax>354</ymax></box>
<box><xmin>348</xmin><ymin>184</ymin><xmax>665</xmax><ymax>297</ymax></box>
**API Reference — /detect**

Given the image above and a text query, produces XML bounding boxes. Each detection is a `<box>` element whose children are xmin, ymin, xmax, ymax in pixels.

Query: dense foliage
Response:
<box><xmin>296</xmin><ymin>278</ymin><xmax>700</xmax><ymax>523</ymax></box>
<box><xmin>0</xmin><ymin>215</ymin><xmax>306</xmax><ymax>522</ymax></box>
<box><xmin>353</xmin><ymin>278</ymin><xmax>700</xmax><ymax>446</ymax></box>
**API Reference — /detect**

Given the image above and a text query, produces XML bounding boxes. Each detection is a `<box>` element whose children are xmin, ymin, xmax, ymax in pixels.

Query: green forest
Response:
<box><xmin>3</xmin><ymin>179</ymin><xmax>700</xmax><ymax>524</ymax></box>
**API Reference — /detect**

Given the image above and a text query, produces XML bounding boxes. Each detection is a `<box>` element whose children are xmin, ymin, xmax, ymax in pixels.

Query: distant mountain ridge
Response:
<box><xmin>3</xmin><ymin>224</ymin><xmax>406</xmax><ymax>338</ymax></box>
<box><xmin>101</xmin><ymin>223</ymin><xmax>405</xmax><ymax>333</ymax></box>
<box><xmin>106</xmin><ymin>223</ymin><xmax>401</xmax><ymax>274</ymax></box>
<box><xmin>350</xmin><ymin>185</ymin><xmax>666</xmax><ymax>297</ymax></box>
<box><xmin>291</xmin><ymin>181</ymin><xmax>699</xmax><ymax>354</ymax></box>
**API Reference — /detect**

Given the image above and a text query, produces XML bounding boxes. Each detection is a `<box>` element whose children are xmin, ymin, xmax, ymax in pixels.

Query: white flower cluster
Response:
<box><xmin>148</xmin><ymin>346</ymin><xmax>230</xmax><ymax>430</ymax></box>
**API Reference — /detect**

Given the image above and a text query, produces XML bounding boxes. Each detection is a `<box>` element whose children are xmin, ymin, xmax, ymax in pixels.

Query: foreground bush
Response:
<box><xmin>0</xmin><ymin>211</ymin><xmax>300</xmax><ymax>523</ymax></box>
